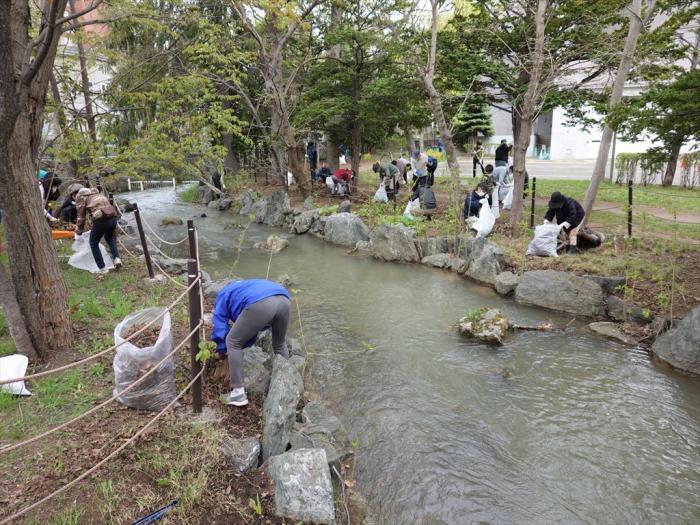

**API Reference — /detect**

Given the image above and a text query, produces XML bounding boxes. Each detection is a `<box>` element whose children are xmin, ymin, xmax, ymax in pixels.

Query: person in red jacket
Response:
<box><xmin>331</xmin><ymin>166</ymin><xmax>353</xmax><ymax>195</ymax></box>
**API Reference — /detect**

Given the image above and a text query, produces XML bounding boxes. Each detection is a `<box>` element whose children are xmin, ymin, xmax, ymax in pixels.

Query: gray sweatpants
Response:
<box><xmin>225</xmin><ymin>295</ymin><xmax>291</xmax><ymax>389</ymax></box>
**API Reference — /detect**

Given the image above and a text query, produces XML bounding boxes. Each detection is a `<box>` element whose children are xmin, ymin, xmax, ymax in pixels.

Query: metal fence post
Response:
<box><xmin>627</xmin><ymin>180</ymin><xmax>633</xmax><ymax>237</ymax></box>
<box><xmin>188</xmin><ymin>259</ymin><xmax>202</xmax><ymax>414</ymax></box>
<box><xmin>140</xmin><ymin>181</ymin><xmax>144</xmax><ymax>191</ymax></box>
<box><xmin>127</xmin><ymin>178</ymin><xmax>131</xmax><ymax>192</ymax></box>
<box><xmin>133</xmin><ymin>203</ymin><xmax>155</xmax><ymax>279</ymax></box>
<box><xmin>530</xmin><ymin>176</ymin><xmax>537</xmax><ymax>228</ymax></box>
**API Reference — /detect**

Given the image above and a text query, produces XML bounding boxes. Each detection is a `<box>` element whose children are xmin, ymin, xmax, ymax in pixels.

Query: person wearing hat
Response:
<box><xmin>76</xmin><ymin>187</ymin><xmax>122</xmax><ymax>273</ymax></box>
<box><xmin>544</xmin><ymin>192</ymin><xmax>585</xmax><ymax>254</ymax></box>
<box><xmin>472</xmin><ymin>140</ymin><xmax>485</xmax><ymax>178</ymax></box>
<box><xmin>59</xmin><ymin>183</ymin><xmax>84</xmax><ymax>223</ymax></box>
<box><xmin>39</xmin><ymin>173</ymin><xmax>62</xmax><ymax>222</ymax></box>
<box><xmin>410</xmin><ymin>149</ymin><xmax>429</xmax><ymax>176</ymax></box>
<box><xmin>372</xmin><ymin>161</ymin><xmax>400</xmax><ymax>198</ymax></box>
<box><xmin>494</xmin><ymin>139</ymin><xmax>511</xmax><ymax>167</ymax></box>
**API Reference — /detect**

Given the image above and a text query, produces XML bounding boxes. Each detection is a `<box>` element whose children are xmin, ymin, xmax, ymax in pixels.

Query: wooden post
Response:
<box><xmin>529</xmin><ymin>176</ymin><xmax>537</xmax><ymax>228</ymax></box>
<box><xmin>187</xmin><ymin>259</ymin><xmax>202</xmax><ymax>414</ymax></box>
<box><xmin>172</xmin><ymin>177</ymin><xmax>176</xmax><ymax>188</ymax></box>
<box><xmin>133</xmin><ymin>203</ymin><xmax>155</xmax><ymax>279</ymax></box>
<box><xmin>127</xmin><ymin>178</ymin><xmax>131</xmax><ymax>191</ymax></box>
<box><xmin>139</xmin><ymin>181</ymin><xmax>144</xmax><ymax>191</ymax></box>
<box><xmin>627</xmin><ymin>179</ymin><xmax>633</xmax><ymax>237</ymax></box>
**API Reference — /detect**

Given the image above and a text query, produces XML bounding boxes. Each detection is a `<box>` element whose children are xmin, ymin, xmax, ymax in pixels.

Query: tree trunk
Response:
<box><xmin>69</xmin><ymin>0</ymin><xmax>97</xmax><ymax>144</ymax></box>
<box><xmin>351</xmin><ymin>120</ymin><xmax>361</xmax><ymax>177</ymax></box>
<box><xmin>0</xmin><ymin>263</ymin><xmax>38</xmax><ymax>360</ymax></box>
<box><xmin>662</xmin><ymin>139</ymin><xmax>682</xmax><ymax>186</ymax></box>
<box><xmin>326</xmin><ymin>0</ymin><xmax>342</xmax><ymax>171</ymax></box>
<box><xmin>404</xmin><ymin>128</ymin><xmax>414</xmax><ymax>157</ymax></box>
<box><xmin>509</xmin><ymin>0</ymin><xmax>547</xmax><ymax>236</ymax></box>
<box><xmin>582</xmin><ymin>0</ymin><xmax>645</xmax><ymax>222</ymax></box>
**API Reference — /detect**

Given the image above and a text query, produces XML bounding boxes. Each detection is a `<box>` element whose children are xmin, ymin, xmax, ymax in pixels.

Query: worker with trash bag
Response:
<box><xmin>75</xmin><ymin>187</ymin><xmax>122</xmax><ymax>273</ymax></box>
<box><xmin>543</xmin><ymin>191</ymin><xmax>585</xmax><ymax>254</ymax></box>
<box><xmin>212</xmin><ymin>279</ymin><xmax>291</xmax><ymax>407</ymax></box>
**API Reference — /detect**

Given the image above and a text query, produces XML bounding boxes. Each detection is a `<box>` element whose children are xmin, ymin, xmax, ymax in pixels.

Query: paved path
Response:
<box><xmin>453</xmin><ymin>157</ymin><xmax>607</xmax><ymax>180</ymax></box>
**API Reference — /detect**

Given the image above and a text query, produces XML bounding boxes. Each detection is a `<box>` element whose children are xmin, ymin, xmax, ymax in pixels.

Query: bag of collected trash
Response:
<box><xmin>526</xmin><ymin>223</ymin><xmax>561</xmax><ymax>257</ymax></box>
<box><xmin>403</xmin><ymin>198</ymin><xmax>421</xmax><ymax>219</ymax></box>
<box><xmin>502</xmin><ymin>184</ymin><xmax>514</xmax><ymax>209</ymax></box>
<box><xmin>421</xmin><ymin>187</ymin><xmax>437</xmax><ymax>211</ymax></box>
<box><xmin>0</xmin><ymin>354</ymin><xmax>32</xmax><ymax>396</ymax></box>
<box><xmin>373</xmin><ymin>183</ymin><xmax>388</xmax><ymax>203</ymax></box>
<box><xmin>287</xmin><ymin>171</ymin><xmax>295</xmax><ymax>186</ymax></box>
<box><xmin>113</xmin><ymin>307</ymin><xmax>176</xmax><ymax>411</ymax></box>
<box><xmin>470</xmin><ymin>198</ymin><xmax>495</xmax><ymax>238</ymax></box>
<box><xmin>491</xmin><ymin>186</ymin><xmax>500</xmax><ymax>219</ymax></box>
<box><xmin>69</xmin><ymin>232</ymin><xmax>114</xmax><ymax>273</ymax></box>
<box><xmin>325</xmin><ymin>176</ymin><xmax>335</xmax><ymax>191</ymax></box>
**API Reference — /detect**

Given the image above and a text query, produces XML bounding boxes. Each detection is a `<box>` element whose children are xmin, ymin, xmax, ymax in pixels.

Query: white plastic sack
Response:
<box><xmin>403</xmin><ymin>198</ymin><xmax>420</xmax><ymax>219</ymax></box>
<box><xmin>526</xmin><ymin>223</ymin><xmax>561</xmax><ymax>257</ymax></box>
<box><xmin>287</xmin><ymin>171</ymin><xmax>295</xmax><ymax>186</ymax></box>
<box><xmin>502</xmin><ymin>184</ymin><xmax>514</xmax><ymax>209</ymax></box>
<box><xmin>325</xmin><ymin>176</ymin><xmax>335</xmax><ymax>191</ymax></box>
<box><xmin>0</xmin><ymin>354</ymin><xmax>32</xmax><ymax>396</ymax></box>
<box><xmin>68</xmin><ymin>232</ymin><xmax>114</xmax><ymax>273</ymax></box>
<box><xmin>471</xmin><ymin>197</ymin><xmax>495</xmax><ymax>238</ymax></box>
<box><xmin>491</xmin><ymin>186</ymin><xmax>500</xmax><ymax>219</ymax></box>
<box><xmin>373</xmin><ymin>183</ymin><xmax>388</xmax><ymax>203</ymax></box>
<box><xmin>113</xmin><ymin>307</ymin><xmax>176</xmax><ymax>411</ymax></box>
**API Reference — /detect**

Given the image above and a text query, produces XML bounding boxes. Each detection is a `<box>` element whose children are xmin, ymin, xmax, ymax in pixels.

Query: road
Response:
<box><xmin>452</xmin><ymin>157</ymin><xmax>607</xmax><ymax>181</ymax></box>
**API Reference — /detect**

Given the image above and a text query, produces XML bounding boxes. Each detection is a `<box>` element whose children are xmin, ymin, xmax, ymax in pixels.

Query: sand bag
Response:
<box><xmin>113</xmin><ymin>307</ymin><xmax>176</xmax><ymax>411</ymax></box>
<box><xmin>69</xmin><ymin>232</ymin><xmax>114</xmax><ymax>273</ymax></box>
<box><xmin>526</xmin><ymin>223</ymin><xmax>561</xmax><ymax>257</ymax></box>
<box><xmin>0</xmin><ymin>354</ymin><xmax>32</xmax><ymax>396</ymax></box>
<box><xmin>373</xmin><ymin>183</ymin><xmax>388</xmax><ymax>203</ymax></box>
<box><xmin>502</xmin><ymin>184</ymin><xmax>514</xmax><ymax>209</ymax></box>
<box><xmin>471</xmin><ymin>198</ymin><xmax>495</xmax><ymax>238</ymax></box>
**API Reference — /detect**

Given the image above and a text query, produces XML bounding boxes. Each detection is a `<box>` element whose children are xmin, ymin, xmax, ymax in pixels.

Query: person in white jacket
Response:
<box><xmin>410</xmin><ymin>150</ymin><xmax>429</xmax><ymax>177</ymax></box>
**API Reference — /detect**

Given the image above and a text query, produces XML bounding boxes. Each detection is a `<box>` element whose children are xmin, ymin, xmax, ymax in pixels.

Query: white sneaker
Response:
<box><xmin>113</xmin><ymin>257</ymin><xmax>123</xmax><ymax>269</ymax></box>
<box><xmin>91</xmin><ymin>267</ymin><xmax>109</xmax><ymax>275</ymax></box>
<box><xmin>220</xmin><ymin>388</ymin><xmax>248</xmax><ymax>407</ymax></box>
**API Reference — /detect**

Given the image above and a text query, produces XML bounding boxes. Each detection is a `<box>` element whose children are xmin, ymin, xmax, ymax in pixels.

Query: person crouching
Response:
<box><xmin>212</xmin><ymin>279</ymin><xmax>291</xmax><ymax>407</ymax></box>
<box><xmin>544</xmin><ymin>191</ymin><xmax>585</xmax><ymax>254</ymax></box>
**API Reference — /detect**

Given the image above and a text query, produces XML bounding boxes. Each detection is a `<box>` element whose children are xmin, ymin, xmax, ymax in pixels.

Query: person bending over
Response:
<box><xmin>76</xmin><ymin>187</ymin><xmax>121</xmax><ymax>274</ymax></box>
<box><xmin>212</xmin><ymin>279</ymin><xmax>291</xmax><ymax>407</ymax></box>
<box><xmin>544</xmin><ymin>192</ymin><xmax>585</xmax><ymax>254</ymax></box>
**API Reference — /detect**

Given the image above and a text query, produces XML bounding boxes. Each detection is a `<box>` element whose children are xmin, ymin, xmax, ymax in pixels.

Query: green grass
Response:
<box><xmin>178</xmin><ymin>184</ymin><xmax>200</xmax><ymax>203</ymax></box>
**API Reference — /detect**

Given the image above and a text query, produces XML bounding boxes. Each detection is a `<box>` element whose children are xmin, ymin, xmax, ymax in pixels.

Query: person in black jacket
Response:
<box><xmin>544</xmin><ymin>192</ymin><xmax>585</xmax><ymax>254</ymax></box>
<box><xmin>463</xmin><ymin>185</ymin><xmax>487</xmax><ymax>221</ymax></box>
<box><xmin>494</xmin><ymin>139</ymin><xmax>511</xmax><ymax>167</ymax></box>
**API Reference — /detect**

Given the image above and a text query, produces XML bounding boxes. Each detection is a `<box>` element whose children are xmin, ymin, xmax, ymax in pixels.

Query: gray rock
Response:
<box><xmin>291</xmin><ymin>209</ymin><xmax>319</xmax><ymax>234</ymax></box>
<box><xmin>160</xmin><ymin>216</ymin><xmax>184</xmax><ymax>226</ymax></box>
<box><xmin>290</xmin><ymin>402</ymin><xmax>353</xmax><ymax>471</ymax></box>
<box><xmin>421</xmin><ymin>253</ymin><xmax>452</xmax><ymax>269</ymax></box>
<box><xmin>254</xmin><ymin>234</ymin><xmax>289</xmax><ymax>253</ymax></box>
<box><xmin>515</xmin><ymin>270</ymin><xmax>606</xmax><ymax>317</ymax></box>
<box><xmin>462</xmin><ymin>238</ymin><xmax>506</xmax><ymax>285</ymax></box>
<box><xmin>338</xmin><ymin>199</ymin><xmax>352</xmax><ymax>213</ymax></box>
<box><xmin>309</xmin><ymin>215</ymin><xmax>327</xmax><ymax>238</ymax></box>
<box><xmin>257</xmin><ymin>329</ymin><xmax>272</xmax><ymax>353</ymax></box>
<box><xmin>458</xmin><ymin>308</ymin><xmax>511</xmax><ymax>345</ymax></box>
<box><xmin>583</xmin><ymin>275</ymin><xmax>625</xmax><ymax>296</ymax></box>
<box><xmin>151</xmin><ymin>254</ymin><xmax>188</xmax><ymax>275</ymax></box>
<box><xmin>495</xmin><ymin>271</ymin><xmax>519</xmax><ymax>296</ymax></box>
<box><xmin>288</xmin><ymin>337</ymin><xmax>305</xmax><ymax>358</ymax></box>
<box><xmin>203</xmin><ymin>279</ymin><xmax>228</xmax><ymax>302</ymax></box>
<box><xmin>252</xmin><ymin>198</ymin><xmax>268</xmax><ymax>224</ymax></box>
<box><xmin>449</xmin><ymin>257</ymin><xmax>469</xmax><ymax>275</ymax></box>
<box><xmin>220</xmin><ymin>436</ymin><xmax>260</xmax><ymax>473</ymax></box>
<box><xmin>262</xmin><ymin>355</ymin><xmax>304</xmax><ymax>461</ymax></box>
<box><xmin>267</xmin><ymin>448</ymin><xmax>335</xmax><ymax>524</ymax></box>
<box><xmin>415</xmin><ymin>237</ymin><xmax>452</xmax><ymax>258</ymax></box>
<box><xmin>276</xmin><ymin>273</ymin><xmax>295</xmax><ymax>287</ymax></box>
<box><xmin>303</xmin><ymin>196</ymin><xmax>316</xmax><ymax>210</ymax></box>
<box><xmin>238</xmin><ymin>189</ymin><xmax>260</xmax><ymax>215</ymax></box>
<box><xmin>200</xmin><ymin>270</ymin><xmax>212</xmax><ymax>284</ymax></box>
<box><xmin>207</xmin><ymin>199</ymin><xmax>220</xmax><ymax>209</ymax></box>
<box><xmin>290</xmin><ymin>355</ymin><xmax>306</xmax><ymax>374</ymax></box>
<box><xmin>354</xmin><ymin>240</ymin><xmax>371</xmax><ymax>253</ymax></box>
<box><xmin>324</xmin><ymin>213</ymin><xmax>369</xmax><ymax>247</ymax></box>
<box><xmin>606</xmin><ymin>296</ymin><xmax>654</xmax><ymax>324</ymax></box>
<box><xmin>650</xmin><ymin>316</ymin><xmax>672</xmax><ymax>337</ymax></box>
<box><xmin>370</xmin><ymin>224</ymin><xmax>420</xmax><ymax>263</ymax></box>
<box><xmin>245</xmin><ymin>346</ymin><xmax>272</xmax><ymax>398</ymax></box>
<box><xmin>114</xmin><ymin>197</ymin><xmax>136</xmax><ymax>213</ymax></box>
<box><xmin>217</xmin><ymin>198</ymin><xmax>233</xmax><ymax>211</ymax></box>
<box><xmin>588</xmin><ymin>322</ymin><xmax>638</xmax><ymax>345</ymax></box>
<box><xmin>651</xmin><ymin>306</ymin><xmax>700</xmax><ymax>376</ymax></box>
<box><xmin>261</xmin><ymin>190</ymin><xmax>291</xmax><ymax>227</ymax></box>
<box><xmin>198</xmin><ymin>187</ymin><xmax>215</xmax><ymax>205</ymax></box>
<box><xmin>348</xmin><ymin>492</ymin><xmax>378</xmax><ymax>525</ymax></box>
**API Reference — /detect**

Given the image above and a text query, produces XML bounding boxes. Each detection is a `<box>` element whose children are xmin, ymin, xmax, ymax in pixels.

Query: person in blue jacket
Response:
<box><xmin>212</xmin><ymin>279</ymin><xmax>291</xmax><ymax>406</ymax></box>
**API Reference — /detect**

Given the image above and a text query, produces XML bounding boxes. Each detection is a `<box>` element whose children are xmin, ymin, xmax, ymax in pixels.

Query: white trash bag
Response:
<box><xmin>287</xmin><ymin>171</ymin><xmax>295</xmax><ymax>186</ymax></box>
<box><xmin>491</xmin><ymin>186</ymin><xmax>500</xmax><ymax>219</ymax></box>
<box><xmin>325</xmin><ymin>176</ymin><xmax>335</xmax><ymax>191</ymax></box>
<box><xmin>403</xmin><ymin>198</ymin><xmax>421</xmax><ymax>219</ymax></box>
<box><xmin>69</xmin><ymin>232</ymin><xmax>114</xmax><ymax>273</ymax></box>
<box><xmin>113</xmin><ymin>307</ymin><xmax>176</xmax><ymax>411</ymax></box>
<box><xmin>502</xmin><ymin>184</ymin><xmax>514</xmax><ymax>209</ymax></box>
<box><xmin>526</xmin><ymin>223</ymin><xmax>561</xmax><ymax>257</ymax></box>
<box><xmin>471</xmin><ymin>198</ymin><xmax>495</xmax><ymax>238</ymax></box>
<box><xmin>0</xmin><ymin>354</ymin><xmax>32</xmax><ymax>396</ymax></box>
<box><xmin>373</xmin><ymin>182</ymin><xmax>388</xmax><ymax>203</ymax></box>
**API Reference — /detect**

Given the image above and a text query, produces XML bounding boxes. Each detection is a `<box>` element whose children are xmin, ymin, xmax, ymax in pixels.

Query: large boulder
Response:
<box><xmin>203</xmin><ymin>279</ymin><xmax>228</xmax><ymax>302</ymax></box>
<box><xmin>245</xmin><ymin>346</ymin><xmax>272</xmax><ymax>399</ymax></box>
<box><xmin>449</xmin><ymin>257</ymin><xmax>469</xmax><ymax>275</ymax></box>
<box><xmin>238</xmin><ymin>189</ymin><xmax>260</xmax><ymax>215</ymax></box>
<box><xmin>370</xmin><ymin>224</ymin><xmax>420</xmax><ymax>263</ymax></box>
<box><xmin>220</xmin><ymin>436</ymin><xmax>260</xmax><ymax>473</ymax></box>
<box><xmin>303</xmin><ymin>196</ymin><xmax>316</xmax><ymax>210</ymax></box>
<box><xmin>495</xmin><ymin>271</ymin><xmax>519</xmax><ymax>296</ymax></box>
<box><xmin>253</xmin><ymin>197</ymin><xmax>268</xmax><ymax>224</ymax></box>
<box><xmin>291</xmin><ymin>209</ymin><xmax>319</xmax><ymax>235</ymax></box>
<box><xmin>583</xmin><ymin>275</ymin><xmax>625</xmax><ymax>296</ymax></box>
<box><xmin>160</xmin><ymin>216</ymin><xmax>183</xmax><ymax>226</ymax></box>
<box><xmin>267</xmin><ymin>448</ymin><xmax>335</xmax><ymax>524</ymax></box>
<box><xmin>651</xmin><ymin>306</ymin><xmax>700</xmax><ymax>376</ymax></box>
<box><xmin>261</xmin><ymin>190</ymin><xmax>291</xmax><ymax>227</ymax></box>
<box><xmin>255</xmin><ymin>234</ymin><xmax>289</xmax><ymax>253</ymax></box>
<box><xmin>114</xmin><ymin>197</ymin><xmax>136</xmax><ymax>213</ymax></box>
<box><xmin>462</xmin><ymin>238</ymin><xmax>505</xmax><ymax>285</ymax></box>
<box><xmin>415</xmin><ymin>237</ymin><xmax>452</xmax><ymax>258</ymax></box>
<box><xmin>606</xmin><ymin>296</ymin><xmax>654</xmax><ymax>324</ymax></box>
<box><xmin>458</xmin><ymin>308</ymin><xmax>511</xmax><ymax>345</ymax></box>
<box><xmin>151</xmin><ymin>254</ymin><xmax>188</xmax><ymax>275</ymax></box>
<box><xmin>421</xmin><ymin>253</ymin><xmax>452</xmax><ymax>269</ymax></box>
<box><xmin>588</xmin><ymin>322</ymin><xmax>638</xmax><ymax>345</ymax></box>
<box><xmin>262</xmin><ymin>355</ymin><xmax>304</xmax><ymax>461</ymax></box>
<box><xmin>290</xmin><ymin>401</ymin><xmax>353</xmax><ymax>471</ymax></box>
<box><xmin>217</xmin><ymin>198</ymin><xmax>233</xmax><ymax>211</ymax></box>
<box><xmin>515</xmin><ymin>270</ymin><xmax>606</xmax><ymax>317</ymax></box>
<box><xmin>309</xmin><ymin>215</ymin><xmax>327</xmax><ymax>238</ymax></box>
<box><xmin>207</xmin><ymin>199</ymin><xmax>220</xmax><ymax>209</ymax></box>
<box><xmin>324</xmin><ymin>213</ymin><xmax>369</xmax><ymax>247</ymax></box>
<box><xmin>198</xmin><ymin>186</ymin><xmax>215</xmax><ymax>205</ymax></box>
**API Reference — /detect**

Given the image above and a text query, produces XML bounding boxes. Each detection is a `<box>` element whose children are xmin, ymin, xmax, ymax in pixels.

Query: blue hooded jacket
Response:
<box><xmin>211</xmin><ymin>279</ymin><xmax>290</xmax><ymax>353</ymax></box>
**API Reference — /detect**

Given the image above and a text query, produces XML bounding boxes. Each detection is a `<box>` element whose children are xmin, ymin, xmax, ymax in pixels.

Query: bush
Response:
<box><xmin>178</xmin><ymin>184</ymin><xmax>200</xmax><ymax>203</ymax></box>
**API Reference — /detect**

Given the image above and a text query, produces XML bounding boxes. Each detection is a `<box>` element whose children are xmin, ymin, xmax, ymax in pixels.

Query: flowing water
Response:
<box><xmin>129</xmin><ymin>188</ymin><xmax>700</xmax><ymax>525</ymax></box>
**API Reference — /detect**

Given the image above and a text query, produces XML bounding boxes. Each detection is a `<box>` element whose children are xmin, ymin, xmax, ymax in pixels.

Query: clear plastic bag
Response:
<box><xmin>0</xmin><ymin>354</ymin><xmax>32</xmax><ymax>396</ymax></box>
<box><xmin>113</xmin><ymin>307</ymin><xmax>176</xmax><ymax>411</ymax></box>
<box><xmin>373</xmin><ymin>183</ymin><xmax>388</xmax><ymax>203</ymax></box>
<box><xmin>502</xmin><ymin>184</ymin><xmax>514</xmax><ymax>209</ymax></box>
<box><xmin>68</xmin><ymin>232</ymin><xmax>114</xmax><ymax>272</ymax></box>
<box><xmin>526</xmin><ymin>223</ymin><xmax>561</xmax><ymax>257</ymax></box>
<box><xmin>471</xmin><ymin>198</ymin><xmax>495</xmax><ymax>238</ymax></box>
<box><xmin>403</xmin><ymin>198</ymin><xmax>420</xmax><ymax>219</ymax></box>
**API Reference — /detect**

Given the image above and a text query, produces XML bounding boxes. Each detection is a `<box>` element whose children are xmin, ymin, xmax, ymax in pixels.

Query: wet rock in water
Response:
<box><xmin>354</xmin><ymin>240</ymin><xmax>371</xmax><ymax>253</ymax></box>
<box><xmin>583</xmin><ymin>275</ymin><xmax>625</xmax><ymax>296</ymax></box>
<box><xmin>421</xmin><ymin>253</ymin><xmax>452</xmax><ymax>269</ymax></box>
<box><xmin>415</xmin><ymin>237</ymin><xmax>452</xmax><ymax>258</ymax></box>
<box><xmin>324</xmin><ymin>213</ymin><xmax>369</xmax><ymax>247</ymax></box>
<box><xmin>238</xmin><ymin>189</ymin><xmax>260</xmax><ymax>215</ymax></box>
<box><xmin>151</xmin><ymin>254</ymin><xmax>188</xmax><ymax>275</ymax></box>
<box><xmin>260</xmin><ymin>190</ymin><xmax>291</xmax><ymax>227</ymax></box>
<box><xmin>198</xmin><ymin>187</ymin><xmax>215</xmax><ymax>205</ymax></box>
<box><xmin>255</xmin><ymin>234</ymin><xmax>289</xmax><ymax>253</ymax></box>
<box><xmin>160</xmin><ymin>216</ymin><xmax>183</xmax><ymax>226</ymax></box>
<box><xmin>462</xmin><ymin>238</ymin><xmax>505</xmax><ymax>285</ymax></box>
<box><xmin>369</xmin><ymin>224</ymin><xmax>420</xmax><ymax>263</ymax></box>
<box><xmin>290</xmin><ymin>354</ymin><xmax>306</xmax><ymax>374</ymax></box>
<box><xmin>262</xmin><ymin>355</ymin><xmax>304</xmax><ymax>461</ymax></box>
<box><xmin>651</xmin><ymin>306</ymin><xmax>700</xmax><ymax>376</ymax></box>
<box><xmin>276</xmin><ymin>273</ymin><xmax>295</xmax><ymax>287</ymax></box>
<box><xmin>338</xmin><ymin>199</ymin><xmax>352</xmax><ymax>213</ymax></box>
<box><xmin>458</xmin><ymin>308</ymin><xmax>511</xmax><ymax>345</ymax></box>
<box><xmin>267</xmin><ymin>448</ymin><xmax>335</xmax><ymax>524</ymax></box>
<box><xmin>606</xmin><ymin>296</ymin><xmax>654</xmax><ymax>324</ymax></box>
<box><xmin>287</xmin><ymin>337</ymin><xmax>305</xmax><ymax>358</ymax></box>
<box><xmin>291</xmin><ymin>209</ymin><xmax>319</xmax><ymax>234</ymax></box>
<box><xmin>495</xmin><ymin>271</ymin><xmax>519</xmax><ymax>296</ymax></box>
<box><xmin>309</xmin><ymin>215</ymin><xmax>327</xmax><ymax>238</ymax></box>
<box><xmin>207</xmin><ymin>199</ymin><xmax>220</xmax><ymax>209</ymax></box>
<box><xmin>290</xmin><ymin>401</ymin><xmax>353</xmax><ymax>471</ymax></box>
<box><xmin>588</xmin><ymin>322</ymin><xmax>638</xmax><ymax>345</ymax></box>
<box><xmin>252</xmin><ymin>198</ymin><xmax>267</xmax><ymax>224</ymax></box>
<box><xmin>200</xmin><ymin>213</ymin><xmax>207</xmax><ymax>218</ymax></box>
<box><xmin>245</xmin><ymin>346</ymin><xmax>272</xmax><ymax>398</ymax></box>
<box><xmin>217</xmin><ymin>198</ymin><xmax>233</xmax><ymax>211</ymax></box>
<box><xmin>303</xmin><ymin>196</ymin><xmax>316</xmax><ymax>210</ymax></box>
<box><xmin>449</xmin><ymin>256</ymin><xmax>469</xmax><ymax>275</ymax></box>
<box><xmin>200</xmin><ymin>270</ymin><xmax>212</xmax><ymax>284</ymax></box>
<box><xmin>220</xmin><ymin>436</ymin><xmax>260</xmax><ymax>473</ymax></box>
<box><xmin>203</xmin><ymin>279</ymin><xmax>228</xmax><ymax>302</ymax></box>
<box><xmin>515</xmin><ymin>270</ymin><xmax>605</xmax><ymax>317</ymax></box>
<box><xmin>115</xmin><ymin>197</ymin><xmax>136</xmax><ymax>213</ymax></box>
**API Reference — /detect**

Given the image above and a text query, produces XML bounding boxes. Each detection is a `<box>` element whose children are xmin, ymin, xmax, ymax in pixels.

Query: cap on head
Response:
<box><xmin>67</xmin><ymin>183</ymin><xmax>84</xmax><ymax>195</ymax></box>
<box><xmin>501</xmin><ymin>139</ymin><xmax>507</xmax><ymax>144</ymax></box>
<box><xmin>372</xmin><ymin>162</ymin><xmax>380</xmax><ymax>172</ymax></box>
<box><xmin>77</xmin><ymin>188</ymin><xmax>92</xmax><ymax>196</ymax></box>
<box><xmin>548</xmin><ymin>192</ymin><xmax>565</xmax><ymax>209</ymax></box>
<box><xmin>485</xmin><ymin>164</ymin><xmax>494</xmax><ymax>173</ymax></box>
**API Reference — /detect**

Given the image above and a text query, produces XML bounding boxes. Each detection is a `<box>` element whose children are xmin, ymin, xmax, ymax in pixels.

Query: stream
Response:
<box><xmin>127</xmin><ymin>187</ymin><xmax>700</xmax><ymax>525</ymax></box>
